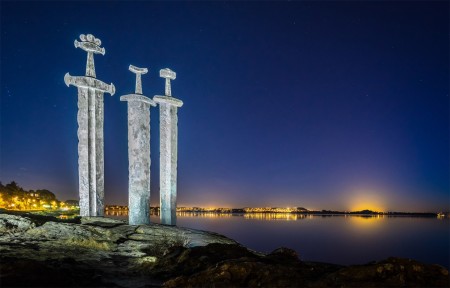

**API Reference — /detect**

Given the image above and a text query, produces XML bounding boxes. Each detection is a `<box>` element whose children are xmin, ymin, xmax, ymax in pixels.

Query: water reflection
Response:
<box><xmin>105</xmin><ymin>210</ymin><xmax>129</xmax><ymax>217</ymax></box>
<box><xmin>105</xmin><ymin>210</ymin><xmax>396</xmax><ymax>222</ymax></box>
<box><xmin>178</xmin><ymin>212</ymin><xmax>233</xmax><ymax>218</ymax></box>
<box><xmin>243</xmin><ymin>213</ymin><xmax>307</xmax><ymax>221</ymax></box>
<box><xmin>104</xmin><ymin>210</ymin><xmax>235</xmax><ymax>218</ymax></box>
<box><xmin>103</xmin><ymin>211</ymin><xmax>448</xmax><ymax>268</ymax></box>
<box><xmin>345</xmin><ymin>214</ymin><xmax>386</xmax><ymax>235</ymax></box>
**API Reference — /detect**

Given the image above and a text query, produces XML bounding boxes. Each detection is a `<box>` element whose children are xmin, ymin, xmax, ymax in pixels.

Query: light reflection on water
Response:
<box><xmin>105</xmin><ymin>212</ymin><xmax>449</xmax><ymax>268</ymax></box>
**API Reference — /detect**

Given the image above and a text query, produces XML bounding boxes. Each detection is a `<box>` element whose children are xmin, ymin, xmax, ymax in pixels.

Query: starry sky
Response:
<box><xmin>1</xmin><ymin>1</ymin><xmax>448</xmax><ymax>212</ymax></box>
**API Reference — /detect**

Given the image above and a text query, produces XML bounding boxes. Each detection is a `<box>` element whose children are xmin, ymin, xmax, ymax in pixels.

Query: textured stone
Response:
<box><xmin>311</xmin><ymin>257</ymin><xmax>450</xmax><ymax>287</ymax></box>
<box><xmin>151</xmin><ymin>244</ymin><xmax>259</xmax><ymax>282</ymax></box>
<box><xmin>128</xmin><ymin>233</ymin><xmax>157</xmax><ymax>241</ymax></box>
<box><xmin>162</xmin><ymin>248</ymin><xmax>450</xmax><ymax>288</ymax></box>
<box><xmin>154</xmin><ymin>68</ymin><xmax>183</xmax><ymax>226</ymax></box>
<box><xmin>0</xmin><ymin>214</ymin><xmax>35</xmax><ymax>233</ymax></box>
<box><xmin>64</xmin><ymin>34</ymin><xmax>115</xmax><ymax>216</ymax></box>
<box><xmin>135</xmin><ymin>224</ymin><xmax>238</xmax><ymax>247</ymax></box>
<box><xmin>120</xmin><ymin>65</ymin><xmax>156</xmax><ymax>225</ymax></box>
<box><xmin>76</xmin><ymin>88</ymin><xmax>89</xmax><ymax>216</ymax></box>
<box><xmin>115</xmin><ymin>240</ymin><xmax>150</xmax><ymax>258</ymax></box>
<box><xmin>95</xmin><ymin>90</ymin><xmax>105</xmax><ymax>216</ymax></box>
<box><xmin>81</xmin><ymin>216</ymin><xmax>126</xmax><ymax>229</ymax></box>
<box><xmin>25</xmin><ymin>221</ymin><xmax>103</xmax><ymax>240</ymax></box>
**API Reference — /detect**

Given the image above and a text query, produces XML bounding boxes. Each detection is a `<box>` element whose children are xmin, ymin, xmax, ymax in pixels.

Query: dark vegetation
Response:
<box><xmin>0</xmin><ymin>181</ymin><xmax>58</xmax><ymax>210</ymax></box>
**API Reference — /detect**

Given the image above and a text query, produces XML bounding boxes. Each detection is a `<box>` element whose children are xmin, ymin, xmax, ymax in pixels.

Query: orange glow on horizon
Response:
<box><xmin>346</xmin><ymin>189</ymin><xmax>386</xmax><ymax>212</ymax></box>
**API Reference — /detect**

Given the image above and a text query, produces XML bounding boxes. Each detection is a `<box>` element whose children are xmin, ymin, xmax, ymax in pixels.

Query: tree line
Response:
<box><xmin>0</xmin><ymin>181</ymin><xmax>59</xmax><ymax>210</ymax></box>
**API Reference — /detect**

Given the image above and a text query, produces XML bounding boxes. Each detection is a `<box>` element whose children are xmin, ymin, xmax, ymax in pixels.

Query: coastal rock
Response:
<box><xmin>161</xmin><ymin>244</ymin><xmax>331</xmax><ymax>287</ymax></box>
<box><xmin>81</xmin><ymin>216</ymin><xmax>126</xmax><ymax>227</ymax></box>
<box><xmin>266</xmin><ymin>247</ymin><xmax>300</xmax><ymax>263</ymax></box>
<box><xmin>0</xmin><ymin>257</ymin><xmax>108</xmax><ymax>287</ymax></box>
<box><xmin>164</xmin><ymin>258</ymin><xmax>304</xmax><ymax>288</ymax></box>
<box><xmin>25</xmin><ymin>221</ymin><xmax>107</xmax><ymax>240</ymax></box>
<box><xmin>0</xmin><ymin>212</ymin><xmax>448</xmax><ymax>288</ymax></box>
<box><xmin>150</xmin><ymin>243</ymin><xmax>259</xmax><ymax>280</ymax></box>
<box><xmin>136</xmin><ymin>224</ymin><xmax>237</xmax><ymax>247</ymax></box>
<box><xmin>311</xmin><ymin>257</ymin><xmax>450</xmax><ymax>287</ymax></box>
<box><xmin>115</xmin><ymin>240</ymin><xmax>150</xmax><ymax>258</ymax></box>
<box><xmin>0</xmin><ymin>214</ymin><xmax>35</xmax><ymax>233</ymax></box>
<box><xmin>163</xmin><ymin>252</ymin><xmax>450</xmax><ymax>288</ymax></box>
<box><xmin>0</xmin><ymin>213</ymin><xmax>240</xmax><ymax>287</ymax></box>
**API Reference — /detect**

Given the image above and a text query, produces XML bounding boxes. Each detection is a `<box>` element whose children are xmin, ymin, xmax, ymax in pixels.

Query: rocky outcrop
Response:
<box><xmin>0</xmin><ymin>212</ymin><xmax>449</xmax><ymax>288</ymax></box>
<box><xmin>0</xmin><ymin>212</ymin><xmax>237</xmax><ymax>287</ymax></box>
<box><xmin>163</xmin><ymin>247</ymin><xmax>449</xmax><ymax>288</ymax></box>
<box><xmin>0</xmin><ymin>214</ymin><xmax>36</xmax><ymax>233</ymax></box>
<box><xmin>312</xmin><ymin>257</ymin><xmax>450</xmax><ymax>287</ymax></box>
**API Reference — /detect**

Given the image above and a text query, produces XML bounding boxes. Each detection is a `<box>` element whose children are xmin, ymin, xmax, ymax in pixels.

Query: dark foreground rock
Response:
<box><xmin>158</xmin><ymin>246</ymin><xmax>449</xmax><ymax>288</ymax></box>
<box><xmin>0</xmin><ymin>213</ymin><xmax>448</xmax><ymax>287</ymax></box>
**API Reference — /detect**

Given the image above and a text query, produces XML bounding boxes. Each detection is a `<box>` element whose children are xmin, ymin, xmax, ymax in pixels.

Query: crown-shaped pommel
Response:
<box><xmin>74</xmin><ymin>34</ymin><xmax>105</xmax><ymax>55</ymax></box>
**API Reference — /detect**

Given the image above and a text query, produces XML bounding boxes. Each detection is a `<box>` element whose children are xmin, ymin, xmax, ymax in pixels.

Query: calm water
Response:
<box><xmin>107</xmin><ymin>212</ymin><xmax>450</xmax><ymax>268</ymax></box>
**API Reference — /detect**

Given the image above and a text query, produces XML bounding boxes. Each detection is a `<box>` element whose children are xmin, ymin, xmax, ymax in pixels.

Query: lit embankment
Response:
<box><xmin>104</xmin><ymin>205</ymin><xmax>445</xmax><ymax>218</ymax></box>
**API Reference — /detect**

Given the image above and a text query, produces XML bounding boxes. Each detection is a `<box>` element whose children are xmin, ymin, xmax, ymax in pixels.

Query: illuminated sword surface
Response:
<box><xmin>120</xmin><ymin>65</ymin><xmax>156</xmax><ymax>225</ymax></box>
<box><xmin>64</xmin><ymin>34</ymin><xmax>115</xmax><ymax>216</ymax></box>
<box><xmin>154</xmin><ymin>68</ymin><xmax>183</xmax><ymax>226</ymax></box>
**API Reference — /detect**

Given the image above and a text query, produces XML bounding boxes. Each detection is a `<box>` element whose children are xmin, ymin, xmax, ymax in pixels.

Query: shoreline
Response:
<box><xmin>3</xmin><ymin>207</ymin><xmax>446</xmax><ymax>218</ymax></box>
<box><xmin>4</xmin><ymin>208</ymin><xmax>447</xmax><ymax>219</ymax></box>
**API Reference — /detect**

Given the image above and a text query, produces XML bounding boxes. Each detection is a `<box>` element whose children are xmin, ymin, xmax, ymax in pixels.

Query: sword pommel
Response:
<box><xmin>129</xmin><ymin>65</ymin><xmax>148</xmax><ymax>74</ymax></box>
<box><xmin>160</xmin><ymin>68</ymin><xmax>176</xmax><ymax>80</ymax></box>
<box><xmin>74</xmin><ymin>34</ymin><xmax>105</xmax><ymax>55</ymax></box>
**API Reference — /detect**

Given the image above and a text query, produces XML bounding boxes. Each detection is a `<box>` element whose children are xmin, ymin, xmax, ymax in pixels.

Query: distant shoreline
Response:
<box><xmin>2</xmin><ymin>207</ymin><xmax>447</xmax><ymax>219</ymax></box>
<box><xmin>104</xmin><ymin>206</ymin><xmax>446</xmax><ymax>218</ymax></box>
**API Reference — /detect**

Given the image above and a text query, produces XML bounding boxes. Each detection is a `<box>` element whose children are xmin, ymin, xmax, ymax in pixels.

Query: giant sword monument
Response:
<box><xmin>120</xmin><ymin>65</ymin><xmax>156</xmax><ymax>225</ymax></box>
<box><xmin>64</xmin><ymin>34</ymin><xmax>115</xmax><ymax>216</ymax></box>
<box><xmin>154</xmin><ymin>69</ymin><xmax>183</xmax><ymax>225</ymax></box>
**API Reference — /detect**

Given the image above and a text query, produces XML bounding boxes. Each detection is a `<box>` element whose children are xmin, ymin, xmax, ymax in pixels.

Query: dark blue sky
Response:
<box><xmin>1</xmin><ymin>1</ymin><xmax>448</xmax><ymax>211</ymax></box>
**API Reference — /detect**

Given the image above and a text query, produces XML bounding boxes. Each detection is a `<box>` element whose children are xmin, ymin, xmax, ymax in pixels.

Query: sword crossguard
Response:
<box><xmin>64</xmin><ymin>73</ymin><xmax>115</xmax><ymax>96</ymax></box>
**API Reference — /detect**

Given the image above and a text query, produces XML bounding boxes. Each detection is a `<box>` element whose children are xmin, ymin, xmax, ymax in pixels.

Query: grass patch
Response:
<box><xmin>62</xmin><ymin>237</ymin><xmax>112</xmax><ymax>251</ymax></box>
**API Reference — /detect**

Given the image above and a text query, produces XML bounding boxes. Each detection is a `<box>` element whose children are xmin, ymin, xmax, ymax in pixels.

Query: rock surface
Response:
<box><xmin>0</xmin><ymin>212</ymin><xmax>448</xmax><ymax>288</ymax></box>
<box><xmin>0</xmin><ymin>212</ymin><xmax>236</xmax><ymax>287</ymax></box>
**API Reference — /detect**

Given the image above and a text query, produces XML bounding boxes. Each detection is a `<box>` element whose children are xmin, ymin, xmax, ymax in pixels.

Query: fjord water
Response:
<box><xmin>108</xmin><ymin>213</ymin><xmax>450</xmax><ymax>268</ymax></box>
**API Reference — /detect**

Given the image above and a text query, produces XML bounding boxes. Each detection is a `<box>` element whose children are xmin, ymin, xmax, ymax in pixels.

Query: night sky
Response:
<box><xmin>1</xmin><ymin>1</ymin><xmax>448</xmax><ymax>212</ymax></box>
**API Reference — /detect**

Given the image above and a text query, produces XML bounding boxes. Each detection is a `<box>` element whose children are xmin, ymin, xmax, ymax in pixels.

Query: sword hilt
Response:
<box><xmin>129</xmin><ymin>65</ymin><xmax>148</xmax><ymax>95</ymax></box>
<box><xmin>160</xmin><ymin>68</ymin><xmax>176</xmax><ymax>97</ymax></box>
<box><xmin>74</xmin><ymin>34</ymin><xmax>105</xmax><ymax>78</ymax></box>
